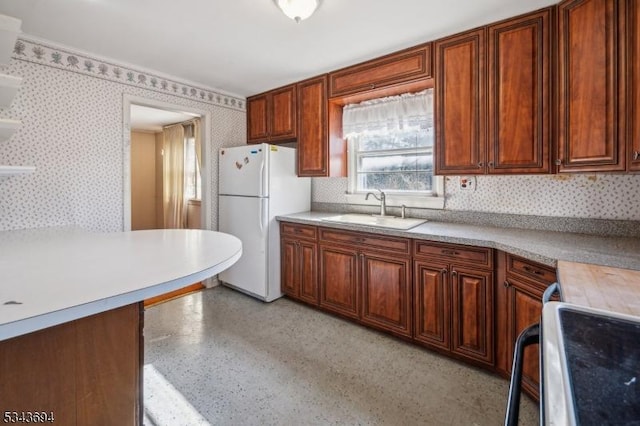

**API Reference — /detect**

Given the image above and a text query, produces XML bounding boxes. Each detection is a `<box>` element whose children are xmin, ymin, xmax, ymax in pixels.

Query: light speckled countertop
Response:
<box><xmin>277</xmin><ymin>212</ymin><xmax>640</xmax><ymax>271</ymax></box>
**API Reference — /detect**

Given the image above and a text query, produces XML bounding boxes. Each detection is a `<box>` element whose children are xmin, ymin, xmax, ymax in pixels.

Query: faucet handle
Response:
<box><xmin>401</xmin><ymin>204</ymin><xmax>406</xmax><ymax>219</ymax></box>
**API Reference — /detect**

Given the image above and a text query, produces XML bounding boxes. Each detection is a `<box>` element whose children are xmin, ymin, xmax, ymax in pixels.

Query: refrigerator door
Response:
<box><xmin>218</xmin><ymin>195</ymin><xmax>269</xmax><ymax>298</ymax></box>
<box><xmin>219</xmin><ymin>144</ymin><xmax>269</xmax><ymax>197</ymax></box>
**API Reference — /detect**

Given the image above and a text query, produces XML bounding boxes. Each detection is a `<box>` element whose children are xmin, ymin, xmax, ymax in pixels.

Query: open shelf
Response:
<box><xmin>0</xmin><ymin>165</ymin><xmax>35</xmax><ymax>176</ymax></box>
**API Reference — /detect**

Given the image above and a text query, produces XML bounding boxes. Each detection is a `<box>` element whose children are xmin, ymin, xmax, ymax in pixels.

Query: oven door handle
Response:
<box><xmin>505</xmin><ymin>323</ymin><xmax>540</xmax><ymax>426</ymax></box>
<box><xmin>543</xmin><ymin>282</ymin><xmax>559</xmax><ymax>304</ymax></box>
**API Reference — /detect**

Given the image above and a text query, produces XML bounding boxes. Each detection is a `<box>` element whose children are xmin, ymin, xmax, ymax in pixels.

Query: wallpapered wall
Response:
<box><xmin>312</xmin><ymin>173</ymin><xmax>640</xmax><ymax>221</ymax></box>
<box><xmin>0</xmin><ymin>37</ymin><xmax>246</xmax><ymax>232</ymax></box>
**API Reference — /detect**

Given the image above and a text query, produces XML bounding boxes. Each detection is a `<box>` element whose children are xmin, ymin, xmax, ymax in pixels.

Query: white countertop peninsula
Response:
<box><xmin>0</xmin><ymin>227</ymin><xmax>242</xmax><ymax>341</ymax></box>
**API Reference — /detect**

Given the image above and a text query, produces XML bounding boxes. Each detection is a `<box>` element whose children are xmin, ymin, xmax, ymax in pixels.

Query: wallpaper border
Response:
<box><xmin>11</xmin><ymin>36</ymin><xmax>246</xmax><ymax>112</ymax></box>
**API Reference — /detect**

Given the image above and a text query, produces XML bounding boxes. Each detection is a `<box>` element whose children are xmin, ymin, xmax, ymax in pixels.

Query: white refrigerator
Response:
<box><xmin>218</xmin><ymin>143</ymin><xmax>310</xmax><ymax>302</ymax></box>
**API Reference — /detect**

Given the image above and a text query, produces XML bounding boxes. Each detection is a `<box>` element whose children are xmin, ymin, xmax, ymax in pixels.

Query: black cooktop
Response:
<box><xmin>560</xmin><ymin>309</ymin><xmax>640</xmax><ymax>425</ymax></box>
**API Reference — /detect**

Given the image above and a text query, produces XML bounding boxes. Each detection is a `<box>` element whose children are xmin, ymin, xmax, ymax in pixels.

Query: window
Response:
<box><xmin>183</xmin><ymin>123</ymin><xmax>201</xmax><ymax>200</ymax></box>
<box><xmin>344</xmin><ymin>89</ymin><xmax>439</xmax><ymax>202</ymax></box>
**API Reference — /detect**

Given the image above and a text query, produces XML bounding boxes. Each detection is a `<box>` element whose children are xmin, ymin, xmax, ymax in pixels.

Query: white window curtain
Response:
<box><xmin>162</xmin><ymin>123</ymin><xmax>186</xmax><ymax>229</ymax></box>
<box><xmin>342</xmin><ymin>89</ymin><xmax>433</xmax><ymax>137</ymax></box>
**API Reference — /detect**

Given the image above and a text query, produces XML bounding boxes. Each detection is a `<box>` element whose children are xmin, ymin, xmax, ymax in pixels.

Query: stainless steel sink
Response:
<box><xmin>320</xmin><ymin>214</ymin><xmax>427</xmax><ymax>230</ymax></box>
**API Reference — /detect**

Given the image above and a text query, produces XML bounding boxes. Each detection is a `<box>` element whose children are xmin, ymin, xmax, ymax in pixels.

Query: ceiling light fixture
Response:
<box><xmin>273</xmin><ymin>0</ymin><xmax>322</xmax><ymax>23</ymax></box>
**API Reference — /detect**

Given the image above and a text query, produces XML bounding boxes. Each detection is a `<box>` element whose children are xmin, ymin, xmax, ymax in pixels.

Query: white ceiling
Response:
<box><xmin>130</xmin><ymin>104</ymin><xmax>198</xmax><ymax>132</ymax></box>
<box><xmin>0</xmin><ymin>0</ymin><xmax>558</xmax><ymax>97</ymax></box>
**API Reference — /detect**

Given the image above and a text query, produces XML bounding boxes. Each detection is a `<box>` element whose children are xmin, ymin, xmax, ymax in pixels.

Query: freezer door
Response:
<box><xmin>218</xmin><ymin>195</ymin><xmax>269</xmax><ymax>298</ymax></box>
<box><xmin>219</xmin><ymin>144</ymin><xmax>269</xmax><ymax>197</ymax></box>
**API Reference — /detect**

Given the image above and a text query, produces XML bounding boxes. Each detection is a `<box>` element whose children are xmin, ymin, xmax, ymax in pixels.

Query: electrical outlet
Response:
<box><xmin>459</xmin><ymin>176</ymin><xmax>476</xmax><ymax>191</ymax></box>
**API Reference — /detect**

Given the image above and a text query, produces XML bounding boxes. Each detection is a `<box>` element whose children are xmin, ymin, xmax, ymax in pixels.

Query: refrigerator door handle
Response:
<box><xmin>259</xmin><ymin>199</ymin><xmax>268</xmax><ymax>235</ymax></box>
<box><xmin>259</xmin><ymin>160</ymin><xmax>266</xmax><ymax>197</ymax></box>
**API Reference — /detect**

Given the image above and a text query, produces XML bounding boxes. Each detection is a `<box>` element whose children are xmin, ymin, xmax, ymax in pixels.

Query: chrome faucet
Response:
<box><xmin>365</xmin><ymin>189</ymin><xmax>387</xmax><ymax>216</ymax></box>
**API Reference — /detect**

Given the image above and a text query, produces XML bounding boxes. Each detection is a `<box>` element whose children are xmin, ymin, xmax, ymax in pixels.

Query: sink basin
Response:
<box><xmin>321</xmin><ymin>214</ymin><xmax>427</xmax><ymax>230</ymax></box>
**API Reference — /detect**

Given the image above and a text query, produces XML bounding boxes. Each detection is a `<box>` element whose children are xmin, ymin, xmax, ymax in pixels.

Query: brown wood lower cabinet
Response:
<box><xmin>414</xmin><ymin>255</ymin><xmax>494</xmax><ymax>367</ymax></box>
<box><xmin>279</xmin><ymin>221</ymin><xmax>560</xmax><ymax>394</ymax></box>
<box><xmin>0</xmin><ymin>303</ymin><xmax>143</xmax><ymax>425</ymax></box>
<box><xmin>496</xmin><ymin>253</ymin><xmax>558</xmax><ymax>401</ymax></box>
<box><xmin>360</xmin><ymin>252</ymin><xmax>412</xmax><ymax>336</ymax></box>
<box><xmin>319</xmin><ymin>243</ymin><xmax>360</xmax><ymax>319</ymax></box>
<box><xmin>280</xmin><ymin>222</ymin><xmax>319</xmax><ymax>305</ymax></box>
<box><xmin>317</xmin><ymin>227</ymin><xmax>412</xmax><ymax>337</ymax></box>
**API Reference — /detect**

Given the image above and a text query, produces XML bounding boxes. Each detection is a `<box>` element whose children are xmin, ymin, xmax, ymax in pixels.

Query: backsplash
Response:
<box><xmin>312</xmin><ymin>174</ymin><xmax>640</xmax><ymax>221</ymax></box>
<box><xmin>0</xmin><ymin>37</ymin><xmax>245</xmax><ymax>232</ymax></box>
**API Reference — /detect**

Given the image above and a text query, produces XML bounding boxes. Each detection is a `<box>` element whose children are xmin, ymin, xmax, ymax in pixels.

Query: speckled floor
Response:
<box><xmin>143</xmin><ymin>286</ymin><xmax>539</xmax><ymax>426</ymax></box>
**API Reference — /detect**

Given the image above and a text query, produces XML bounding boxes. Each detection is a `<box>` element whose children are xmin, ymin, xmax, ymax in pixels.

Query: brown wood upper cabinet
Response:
<box><xmin>627</xmin><ymin>0</ymin><xmax>640</xmax><ymax>171</ymax></box>
<box><xmin>297</xmin><ymin>75</ymin><xmax>328</xmax><ymax>176</ymax></box>
<box><xmin>557</xmin><ymin>0</ymin><xmax>626</xmax><ymax>172</ymax></box>
<box><xmin>487</xmin><ymin>9</ymin><xmax>552</xmax><ymax>174</ymax></box>
<box><xmin>435</xmin><ymin>8</ymin><xmax>553</xmax><ymax>175</ymax></box>
<box><xmin>329</xmin><ymin>44</ymin><xmax>432</xmax><ymax>98</ymax></box>
<box><xmin>247</xmin><ymin>84</ymin><xmax>297</xmax><ymax>144</ymax></box>
<box><xmin>435</xmin><ymin>28</ymin><xmax>486</xmax><ymax>175</ymax></box>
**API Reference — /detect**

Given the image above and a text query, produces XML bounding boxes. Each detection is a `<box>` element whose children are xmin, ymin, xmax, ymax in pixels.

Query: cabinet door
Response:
<box><xmin>75</xmin><ymin>304</ymin><xmax>141</xmax><ymax>425</ymax></box>
<box><xmin>361</xmin><ymin>253</ymin><xmax>412</xmax><ymax>337</ymax></box>
<box><xmin>450</xmin><ymin>266</ymin><xmax>494</xmax><ymax>366</ymax></box>
<box><xmin>488</xmin><ymin>9</ymin><xmax>551</xmax><ymax>174</ymax></box>
<box><xmin>557</xmin><ymin>0</ymin><xmax>625</xmax><ymax>172</ymax></box>
<box><xmin>319</xmin><ymin>244</ymin><xmax>359</xmax><ymax>319</ymax></box>
<box><xmin>329</xmin><ymin>44</ymin><xmax>431</xmax><ymax>98</ymax></box>
<box><xmin>298</xmin><ymin>240</ymin><xmax>319</xmax><ymax>305</ymax></box>
<box><xmin>413</xmin><ymin>260</ymin><xmax>450</xmax><ymax>350</ymax></box>
<box><xmin>281</xmin><ymin>237</ymin><xmax>299</xmax><ymax>298</ymax></box>
<box><xmin>435</xmin><ymin>29</ymin><xmax>486</xmax><ymax>175</ymax></box>
<box><xmin>0</xmin><ymin>321</ymin><xmax>77</xmax><ymax>424</ymax></box>
<box><xmin>297</xmin><ymin>75</ymin><xmax>328</xmax><ymax>177</ymax></box>
<box><xmin>269</xmin><ymin>85</ymin><xmax>297</xmax><ymax>142</ymax></box>
<box><xmin>628</xmin><ymin>0</ymin><xmax>640</xmax><ymax>171</ymax></box>
<box><xmin>247</xmin><ymin>94</ymin><xmax>269</xmax><ymax>143</ymax></box>
<box><xmin>505</xmin><ymin>276</ymin><xmax>547</xmax><ymax>400</ymax></box>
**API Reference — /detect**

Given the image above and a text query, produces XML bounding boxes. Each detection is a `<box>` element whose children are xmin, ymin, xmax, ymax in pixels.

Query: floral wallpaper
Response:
<box><xmin>13</xmin><ymin>36</ymin><xmax>245</xmax><ymax>111</ymax></box>
<box><xmin>0</xmin><ymin>37</ymin><xmax>245</xmax><ymax>232</ymax></box>
<box><xmin>312</xmin><ymin>174</ymin><xmax>640</xmax><ymax>221</ymax></box>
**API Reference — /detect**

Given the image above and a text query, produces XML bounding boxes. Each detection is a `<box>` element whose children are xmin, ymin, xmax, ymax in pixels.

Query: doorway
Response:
<box><xmin>124</xmin><ymin>97</ymin><xmax>211</xmax><ymax>304</ymax></box>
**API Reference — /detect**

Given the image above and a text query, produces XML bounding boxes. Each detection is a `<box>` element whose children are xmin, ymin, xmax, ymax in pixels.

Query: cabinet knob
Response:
<box><xmin>504</xmin><ymin>280</ymin><xmax>510</xmax><ymax>288</ymax></box>
<box><xmin>488</xmin><ymin>161</ymin><xmax>494</xmax><ymax>167</ymax></box>
<box><xmin>477</xmin><ymin>162</ymin><xmax>484</xmax><ymax>168</ymax></box>
<box><xmin>634</xmin><ymin>151</ymin><xmax>640</xmax><ymax>161</ymax></box>
<box><xmin>555</xmin><ymin>159</ymin><xmax>563</xmax><ymax>166</ymax></box>
<box><xmin>441</xmin><ymin>268</ymin><xmax>448</xmax><ymax>276</ymax></box>
<box><xmin>370</xmin><ymin>84</ymin><xmax>376</xmax><ymax>89</ymax></box>
<box><xmin>451</xmin><ymin>270</ymin><xmax>458</xmax><ymax>278</ymax></box>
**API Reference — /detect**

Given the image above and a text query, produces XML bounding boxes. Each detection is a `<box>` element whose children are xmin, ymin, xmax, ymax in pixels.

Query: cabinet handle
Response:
<box><xmin>370</xmin><ymin>84</ymin><xmax>376</xmax><ymax>89</ymax></box>
<box><xmin>634</xmin><ymin>151</ymin><xmax>640</xmax><ymax>161</ymax></box>
<box><xmin>522</xmin><ymin>265</ymin><xmax>543</xmax><ymax>275</ymax></box>
<box><xmin>441</xmin><ymin>249</ymin><xmax>460</xmax><ymax>256</ymax></box>
<box><xmin>504</xmin><ymin>280</ymin><xmax>510</xmax><ymax>288</ymax></box>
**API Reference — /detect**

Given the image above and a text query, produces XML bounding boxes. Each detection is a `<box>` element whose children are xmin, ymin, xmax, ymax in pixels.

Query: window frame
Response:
<box><xmin>346</xmin><ymin>135</ymin><xmax>444</xmax><ymax>210</ymax></box>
